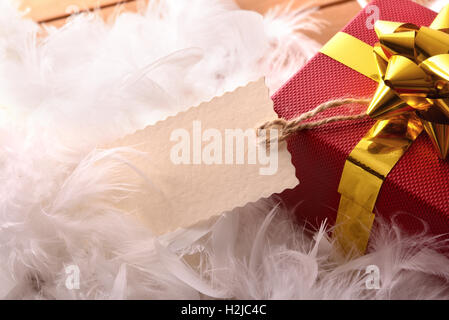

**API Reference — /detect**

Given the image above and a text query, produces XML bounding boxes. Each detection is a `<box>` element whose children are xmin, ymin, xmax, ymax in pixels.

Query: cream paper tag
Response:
<box><xmin>104</xmin><ymin>78</ymin><xmax>298</xmax><ymax>235</ymax></box>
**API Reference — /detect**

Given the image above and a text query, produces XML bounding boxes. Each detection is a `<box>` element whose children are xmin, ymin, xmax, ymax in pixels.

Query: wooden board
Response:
<box><xmin>237</xmin><ymin>0</ymin><xmax>360</xmax><ymax>44</ymax></box>
<box><xmin>43</xmin><ymin>1</ymin><xmax>139</xmax><ymax>28</ymax></box>
<box><xmin>304</xmin><ymin>0</ymin><xmax>360</xmax><ymax>44</ymax></box>
<box><xmin>237</xmin><ymin>0</ymin><xmax>340</xmax><ymax>13</ymax></box>
<box><xmin>16</xmin><ymin>0</ymin><xmax>123</xmax><ymax>22</ymax></box>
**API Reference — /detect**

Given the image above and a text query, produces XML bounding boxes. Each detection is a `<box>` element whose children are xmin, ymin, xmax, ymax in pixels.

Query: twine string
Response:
<box><xmin>259</xmin><ymin>98</ymin><xmax>371</xmax><ymax>143</ymax></box>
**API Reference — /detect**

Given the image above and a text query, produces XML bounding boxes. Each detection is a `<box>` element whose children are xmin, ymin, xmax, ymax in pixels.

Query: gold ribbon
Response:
<box><xmin>319</xmin><ymin>5</ymin><xmax>449</xmax><ymax>255</ymax></box>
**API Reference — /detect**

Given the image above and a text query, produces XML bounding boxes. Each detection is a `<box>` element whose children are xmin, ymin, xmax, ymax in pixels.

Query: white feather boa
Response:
<box><xmin>0</xmin><ymin>0</ymin><xmax>448</xmax><ymax>299</ymax></box>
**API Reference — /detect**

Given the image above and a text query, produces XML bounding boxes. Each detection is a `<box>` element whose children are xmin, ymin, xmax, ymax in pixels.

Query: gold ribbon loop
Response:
<box><xmin>369</xmin><ymin>6</ymin><xmax>449</xmax><ymax>159</ymax></box>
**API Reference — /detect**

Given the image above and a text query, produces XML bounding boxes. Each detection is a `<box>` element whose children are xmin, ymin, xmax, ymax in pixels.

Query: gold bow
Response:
<box><xmin>317</xmin><ymin>4</ymin><xmax>449</xmax><ymax>256</ymax></box>
<box><xmin>367</xmin><ymin>5</ymin><xmax>449</xmax><ymax>158</ymax></box>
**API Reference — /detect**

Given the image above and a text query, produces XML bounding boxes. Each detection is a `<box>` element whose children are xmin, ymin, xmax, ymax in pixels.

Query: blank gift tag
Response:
<box><xmin>104</xmin><ymin>78</ymin><xmax>298</xmax><ymax>235</ymax></box>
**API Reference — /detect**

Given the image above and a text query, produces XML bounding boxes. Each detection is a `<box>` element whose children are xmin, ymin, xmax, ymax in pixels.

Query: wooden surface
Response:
<box><xmin>237</xmin><ymin>0</ymin><xmax>360</xmax><ymax>44</ymax></box>
<box><xmin>237</xmin><ymin>0</ymin><xmax>337</xmax><ymax>12</ymax></box>
<box><xmin>16</xmin><ymin>0</ymin><xmax>360</xmax><ymax>44</ymax></box>
<box><xmin>17</xmin><ymin>0</ymin><xmax>121</xmax><ymax>22</ymax></box>
<box><xmin>41</xmin><ymin>1</ymin><xmax>140</xmax><ymax>28</ymax></box>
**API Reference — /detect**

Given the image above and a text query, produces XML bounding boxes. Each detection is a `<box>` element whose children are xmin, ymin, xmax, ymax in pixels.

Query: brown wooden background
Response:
<box><xmin>15</xmin><ymin>0</ymin><xmax>361</xmax><ymax>44</ymax></box>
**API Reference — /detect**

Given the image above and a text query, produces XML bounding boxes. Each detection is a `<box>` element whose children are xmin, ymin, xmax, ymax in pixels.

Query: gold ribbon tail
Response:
<box><xmin>319</xmin><ymin>31</ymin><xmax>425</xmax><ymax>255</ymax></box>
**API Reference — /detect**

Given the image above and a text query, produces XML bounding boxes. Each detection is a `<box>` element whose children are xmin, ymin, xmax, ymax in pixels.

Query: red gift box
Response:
<box><xmin>273</xmin><ymin>0</ymin><xmax>449</xmax><ymax>247</ymax></box>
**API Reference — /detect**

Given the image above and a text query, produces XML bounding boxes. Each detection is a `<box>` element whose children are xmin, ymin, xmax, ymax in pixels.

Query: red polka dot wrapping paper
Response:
<box><xmin>272</xmin><ymin>0</ymin><xmax>449</xmax><ymax>248</ymax></box>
